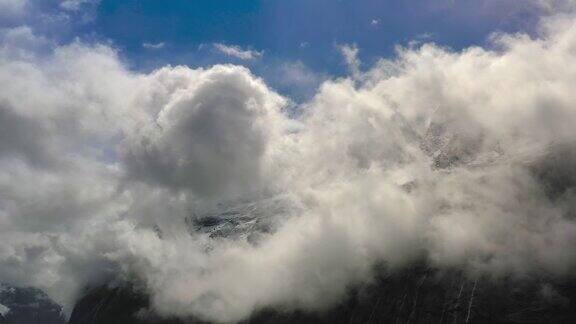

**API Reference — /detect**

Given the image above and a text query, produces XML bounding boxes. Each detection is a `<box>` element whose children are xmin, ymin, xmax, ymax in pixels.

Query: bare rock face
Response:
<box><xmin>67</xmin><ymin>286</ymin><xmax>194</xmax><ymax>324</ymax></box>
<box><xmin>529</xmin><ymin>142</ymin><xmax>576</xmax><ymax>202</ymax></box>
<box><xmin>0</xmin><ymin>284</ymin><xmax>65</xmax><ymax>324</ymax></box>
<box><xmin>419</xmin><ymin>107</ymin><xmax>487</xmax><ymax>170</ymax></box>
<box><xmin>67</xmin><ymin>285</ymin><xmax>187</xmax><ymax>324</ymax></box>
<box><xmin>67</xmin><ymin>266</ymin><xmax>576</xmax><ymax>324</ymax></box>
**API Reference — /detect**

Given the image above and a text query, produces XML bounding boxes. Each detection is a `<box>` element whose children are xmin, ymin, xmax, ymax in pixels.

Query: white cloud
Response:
<box><xmin>3</xmin><ymin>5</ymin><xmax>576</xmax><ymax>323</ymax></box>
<box><xmin>59</xmin><ymin>0</ymin><xmax>99</xmax><ymax>11</ymax></box>
<box><xmin>213</xmin><ymin>43</ymin><xmax>263</xmax><ymax>60</ymax></box>
<box><xmin>267</xmin><ymin>61</ymin><xmax>325</xmax><ymax>101</ymax></box>
<box><xmin>0</xmin><ymin>303</ymin><xmax>9</xmax><ymax>316</ymax></box>
<box><xmin>142</xmin><ymin>42</ymin><xmax>165</xmax><ymax>50</ymax></box>
<box><xmin>122</xmin><ymin>65</ymin><xmax>287</xmax><ymax>198</ymax></box>
<box><xmin>0</xmin><ymin>26</ymin><xmax>52</xmax><ymax>60</ymax></box>
<box><xmin>339</xmin><ymin>43</ymin><xmax>361</xmax><ymax>80</ymax></box>
<box><xmin>0</xmin><ymin>0</ymin><xmax>27</xmax><ymax>18</ymax></box>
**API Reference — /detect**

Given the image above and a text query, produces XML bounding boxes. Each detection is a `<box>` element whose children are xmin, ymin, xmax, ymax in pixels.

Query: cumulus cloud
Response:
<box><xmin>122</xmin><ymin>65</ymin><xmax>287</xmax><ymax>198</ymax></box>
<box><xmin>214</xmin><ymin>43</ymin><xmax>263</xmax><ymax>60</ymax></box>
<box><xmin>3</xmin><ymin>5</ymin><xmax>576</xmax><ymax>324</ymax></box>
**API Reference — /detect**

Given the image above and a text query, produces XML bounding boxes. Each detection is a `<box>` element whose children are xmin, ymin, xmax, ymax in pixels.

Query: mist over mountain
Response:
<box><xmin>3</xmin><ymin>1</ymin><xmax>576</xmax><ymax>323</ymax></box>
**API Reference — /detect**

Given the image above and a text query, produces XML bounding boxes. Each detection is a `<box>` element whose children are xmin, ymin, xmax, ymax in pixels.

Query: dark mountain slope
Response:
<box><xmin>67</xmin><ymin>267</ymin><xmax>576</xmax><ymax>324</ymax></box>
<box><xmin>0</xmin><ymin>284</ymin><xmax>65</xmax><ymax>324</ymax></box>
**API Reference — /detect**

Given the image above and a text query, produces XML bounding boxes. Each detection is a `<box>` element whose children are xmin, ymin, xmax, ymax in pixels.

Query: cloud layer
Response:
<box><xmin>3</xmin><ymin>5</ymin><xmax>576</xmax><ymax>323</ymax></box>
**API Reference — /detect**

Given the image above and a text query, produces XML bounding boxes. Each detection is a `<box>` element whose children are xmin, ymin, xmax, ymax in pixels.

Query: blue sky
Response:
<box><xmin>94</xmin><ymin>1</ymin><xmax>540</xmax><ymax>65</ymax></box>
<box><xmin>2</xmin><ymin>0</ymin><xmax>545</xmax><ymax>99</ymax></box>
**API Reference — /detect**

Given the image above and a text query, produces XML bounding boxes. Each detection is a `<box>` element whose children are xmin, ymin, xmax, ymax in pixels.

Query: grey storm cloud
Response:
<box><xmin>2</xmin><ymin>2</ymin><xmax>576</xmax><ymax>323</ymax></box>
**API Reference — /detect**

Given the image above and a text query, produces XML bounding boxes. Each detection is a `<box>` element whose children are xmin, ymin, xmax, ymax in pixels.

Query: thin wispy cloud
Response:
<box><xmin>213</xmin><ymin>43</ymin><xmax>263</xmax><ymax>60</ymax></box>
<box><xmin>0</xmin><ymin>0</ymin><xmax>27</xmax><ymax>17</ymax></box>
<box><xmin>338</xmin><ymin>43</ymin><xmax>361</xmax><ymax>80</ymax></box>
<box><xmin>60</xmin><ymin>0</ymin><xmax>99</xmax><ymax>11</ymax></box>
<box><xmin>142</xmin><ymin>41</ymin><xmax>165</xmax><ymax>50</ymax></box>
